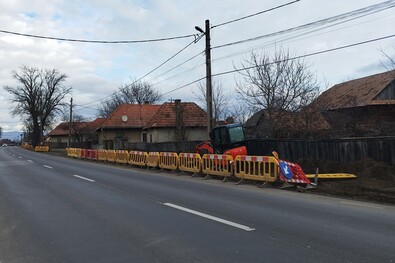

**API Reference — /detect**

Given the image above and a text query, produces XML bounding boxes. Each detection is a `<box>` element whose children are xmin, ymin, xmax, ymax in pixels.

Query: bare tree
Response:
<box><xmin>4</xmin><ymin>66</ymin><xmax>70</xmax><ymax>146</ymax></box>
<box><xmin>193</xmin><ymin>78</ymin><xmax>230</xmax><ymax>122</ymax></box>
<box><xmin>0</xmin><ymin>126</ymin><xmax>2</xmax><ymax>138</ymax></box>
<box><xmin>227</xmin><ymin>101</ymin><xmax>252</xmax><ymax>125</ymax></box>
<box><xmin>98</xmin><ymin>80</ymin><xmax>162</xmax><ymax>118</ymax></box>
<box><xmin>380</xmin><ymin>47</ymin><xmax>395</xmax><ymax>72</ymax></box>
<box><xmin>236</xmin><ymin>49</ymin><xmax>319</xmax><ymax>137</ymax></box>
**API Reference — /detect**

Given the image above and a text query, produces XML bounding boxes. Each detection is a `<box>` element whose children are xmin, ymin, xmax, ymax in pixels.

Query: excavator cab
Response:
<box><xmin>196</xmin><ymin>123</ymin><xmax>248</xmax><ymax>158</ymax></box>
<box><xmin>211</xmin><ymin>123</ymin><xmax>246</xmax><ymax>153</ymax></box>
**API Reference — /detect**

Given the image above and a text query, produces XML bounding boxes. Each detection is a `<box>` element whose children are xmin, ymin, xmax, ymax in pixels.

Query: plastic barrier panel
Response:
<box><xmin>234</xmin><ymin>155</ymin><xmax>278</xmax><ymax>183</ymax></box>
<box><xmin>98</xmin><ymin>149</ymin><xmax>108</xmax><ymax>161</ymax></box>
<box><xmin>129</xmin><ymin>151</ymin><xmax>148</xmax><ymax>167</ymax></box>
<box><xmin>34</xmin><ymin>146</ymin><xmax>49</xmax><ymax>152</ymax></box>
<box><xmin>115</xmin><ymin>150</ymin><xmax>129</xmax><ymax>164</ymax></box>
<box><xmin>159</xmin><ymin>152</ymin><xmax>179</xmax><ymax>170</ymax></box>
<box><xmin>202</xmin><ymin>154</ymin><xmax>233</xmax><ymax>178</ymax></box>
<box><xmin>179</xmin><ymin>153</ymin><xmax>201</xmax><ymax>174</ymax></box>
<box><xmin>146</xmin><ymin>152</ymin><xmax>160</xmax><ymax>168</ymax></box>
<box><xmin>81</xmin><ymin>149</ymin><xmax>88</xmax><ymax>159</ymax></box>
<box><xmin>106</xmin><ymin>150</ymin><xmax>116</xmax><ymax>163</ymax></box>
<box><xmin>75</xmin><ymin>148</ymin><xmax>82</xmax><ymax>158</ymax></box>
<box><xmin>90</xmin><ymin>150</ymin><xmax>98</xmax><ymax>161</ymax></box>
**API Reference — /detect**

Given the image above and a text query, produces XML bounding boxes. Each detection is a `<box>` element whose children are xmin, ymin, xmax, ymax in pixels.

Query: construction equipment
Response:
<box><xmin>196</xmin><ymin>123</ymin><xmax>316</xmax><ymax>189</ymax></box>
<box><xmin>196</xmin><ymin>123</ymin><xmax>247</xmax><ymax>159</ymax></box>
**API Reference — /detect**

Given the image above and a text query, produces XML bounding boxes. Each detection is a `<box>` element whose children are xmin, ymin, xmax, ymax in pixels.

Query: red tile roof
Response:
<box><xmin>48</xmin><ymin>118</ymin><xmax>106</xmax><ymax>136</ymax></box>
<box><xmin>101</xmin><ymin>104</ymin><xmax>161</xmax><ymax>129</ymax></box>
<box><xmin>144</xmin><ymin>102</ymin><xmax>207</xmax><ymax>129</ymax></box>
<box><xmin>313</xmin><ymin>70</ymin><xmax>395</xmax><ymax>110</ymax></box>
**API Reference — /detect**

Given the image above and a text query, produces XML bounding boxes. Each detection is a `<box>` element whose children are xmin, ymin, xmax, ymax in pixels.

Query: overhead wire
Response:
<box><xmin>0</xmin><ymin>29</ymin><xmax>195</xmax><ymax>44</ymax></box>
<box><xmin>211</xmin><ymin>0</ymin><xmax>301</xmax><ymax>28</ymax></box>
<box><xmin>212</xmin><ymin>0</ymin><xmax>395</xmax><ymax>50</ymax></box>
<box><xmin>77</xmin><ymin>34</ymin><xmax>204</xmax><ymax>107</ymax></box>
<box><xmin>161</xmin><ymin>33</ymin><xmax>395</xmax><ymax>96</ymax></box>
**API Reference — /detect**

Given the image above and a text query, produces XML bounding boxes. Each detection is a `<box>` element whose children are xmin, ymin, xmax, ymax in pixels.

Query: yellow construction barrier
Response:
<box><xmin>98</xmin><ymin>149</ymin><xmax>108</xmax><ymax>161</ymax></box>
<box><xmin>75</xmin><ymin>148</ymin><xmax>82</xmax><ymax>158</ymax></box>
<box><xmin>115</xmin><ymin>150</ymin><xmax>129</xmax><ymax>164</ymax></box>
<box><xmin>22</xmin><ymin>143</ymin><xmax>33</xmax><ymax>150</ymax></box>
<box><xmin>202</xmin><ymin>154</ymin><xmax>233</xmax><ymax>179</ymax></box>
<box><xmin>146</xmin><ymin>152</ymin><xmax>160</xmax><ymax>168</ymax></box>
<box><xmin>129</xmin><ymin>151</ymin><xmax>148</xmax><ymax>167</ymax></box>
<box><xmin>234</xmin><ymin>155</ymin><xmax>278</xmax><ymax>183</ymax></box>
<box><xmin>66</xmin><ymin>148</ymin><xmax>73</xmax><ymax>157</ymax></box>
<box><xmin>34</xmin><ymin>146</ymin><xmax>49</xmax><ymax>152</ymax></box>
<box><xmin>179</xmin><ymin>153</ymin><xmax>201</xmax><ymax>174</ymax></box>
<box><xmin>159</xmin><ymin>152</ymin><xmax>179</xmax><ymax>170</ymax></box>
<box><xmin>306</xmin><ymin>173</ymin><xmax>357</xmax><ymax>179</ymax></box>
<box><xmin>106</xmin><ymin>150</ymin><xmax>116</xmax><ymax>163</ymax></box>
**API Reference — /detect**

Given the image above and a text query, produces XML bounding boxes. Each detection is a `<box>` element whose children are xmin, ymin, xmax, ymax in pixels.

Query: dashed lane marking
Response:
<box><xmin>72</xmin><ymin>174</ymin><xmax>95</xmax><ymax>183</ymax></box>
<box><xmin>43</xmin><ymin>165</ymin><xmax>53</xmax><ymax>169</ymax></box>
<box><xmin>162</xmin><ymin>202</ymin><xmax>255</xmax><ymax>232</ymax></box>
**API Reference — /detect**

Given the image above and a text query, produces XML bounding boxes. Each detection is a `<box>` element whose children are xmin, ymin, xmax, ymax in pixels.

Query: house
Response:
<box><xmin>96</xmin><ymin>100</ymin><xmax>208</xmax><ymax>149</ymax></box>
<box><xmin>312</xmin><ymin>69</ymin><xmax>395</xmax><ymax>137</ymax></box>
<box><xmin>244</xmin><ymin>108</ymin><xmax>330</xmax><ymax>138</ymax></box>
<box><xmin>48</xmin><ymin>118</ymin><xmax>105</xmax><ymax>148</ymax></box>
<box><xmin>144</xmin><ymin>99</ymin><xmax>207</xmax><ymax>143</ymax></box>
<box><xmin>97</xmin><ymin>104</ymin><xmax>161</xmax><ymax>149</ymax></box>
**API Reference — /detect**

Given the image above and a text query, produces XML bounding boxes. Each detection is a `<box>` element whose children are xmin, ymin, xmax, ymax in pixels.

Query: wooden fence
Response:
<box><xmin>245</xmin><ymin>137</ymin><xmax>395</xmax><ymax>165</ymax></box>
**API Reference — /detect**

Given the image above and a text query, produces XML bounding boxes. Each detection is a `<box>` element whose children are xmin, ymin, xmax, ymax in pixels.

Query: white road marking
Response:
<box><xmin>162</xmin><ymin>202</ymin><xmax>255</xmax><ymax>232</ymax></box>
<box><xmin>28</xmin><ymin>160</ymin><xmax>34</xmax><ymax>163</ymax></box>
<box><xmin>43</xmin><ymin>165</ymin><xmax>53</xmax><ymax>169</ymax></box>
<box><xmin>18</xmin><ymin>156</ymin><xmax>23</xmax><ymax>159</ymax></box>
<box><xmin>72</xmin><ymin>174</ymin><xmax>95</xmax><ymax>183</ymax></box>
<box><xmin>340</xmin><ymin>201</ymin><xmax>383</xmax><ymax>210</ymax></box>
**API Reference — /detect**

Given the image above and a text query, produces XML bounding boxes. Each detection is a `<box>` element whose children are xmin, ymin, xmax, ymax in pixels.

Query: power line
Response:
<box><xmin>212</xmin><ymin>0</ymin><xmax>395</xmax><ymax>50</ymax></box>
<box><xmin>0</xmin><ymin>29</ymin><xmax>195</xmax><ymax>44</ymax></box>
<box><xmin>211</xmin><ymin>0</ymin><xmax>301</xmax><ymax>29</ymax></box>
<box><xmin>211</xmin><ymin>11</ymin><xmax>393</xmax><ymax>64</ymax></box>
<box><xmin>162</xmin><ymin>33</ymin><xmax>395</xmax><ymax>95</ymax></box>
<box><xmin>77</xmin><ymin>36</ymin><xmax>203</xmax><ymax>107</ymax></box>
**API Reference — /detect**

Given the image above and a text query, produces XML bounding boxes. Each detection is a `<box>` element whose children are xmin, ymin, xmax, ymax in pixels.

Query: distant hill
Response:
<box><xmin>0</xmin><ymin>131</ymin><xmax>22</xmax><ymax>141</ymax></box>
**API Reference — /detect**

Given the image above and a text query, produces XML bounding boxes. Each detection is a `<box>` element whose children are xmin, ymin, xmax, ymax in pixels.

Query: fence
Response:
<box><xmin>245</xmin><ymin>137</ymin><xmax>395</xmax><ymax>166</ymax></box>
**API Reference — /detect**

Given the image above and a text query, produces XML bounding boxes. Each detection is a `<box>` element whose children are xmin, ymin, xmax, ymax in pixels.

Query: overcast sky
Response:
<box><xmin>0</xmin><ymin>0</ymin><xmax>394</xmax><ymax>132</ymax></box>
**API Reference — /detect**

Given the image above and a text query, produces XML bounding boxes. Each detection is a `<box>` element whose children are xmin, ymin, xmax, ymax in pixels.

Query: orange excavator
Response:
<box><xmin>196</xmin><ymin>123</ymin><xmax>247</xmax><ymax>159</ymax></box>
<box><xmin>196</xmin><ymin>123</ymin><xmax>316</xmax><ymax>189</ymax></box>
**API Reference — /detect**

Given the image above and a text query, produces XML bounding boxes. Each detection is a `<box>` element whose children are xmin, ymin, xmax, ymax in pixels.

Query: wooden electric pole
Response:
<box><xmin>68</xmin><ymin>97</ymin><xmax>73</xmax><ymax>148</ymax></box>
<box><xmin>204</xmin><ymin>19</ymin><xmax>213</xmax><ymax>136</ymax></box>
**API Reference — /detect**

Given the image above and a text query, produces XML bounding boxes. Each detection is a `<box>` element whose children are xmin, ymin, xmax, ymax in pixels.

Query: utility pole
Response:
<box><xmin>205</xmin><ymin>19</ymin><xmax>213</xmax><ymax>136</ymax></box>
<box><xmin>195</xmin><ymin>19</ymin><xmax>213</xmax><ymax>138</ymax></box>
<box><xmin>68</xmin><ymin>97</ymin><xmax>73</xmax><ymax>148</ymax></box>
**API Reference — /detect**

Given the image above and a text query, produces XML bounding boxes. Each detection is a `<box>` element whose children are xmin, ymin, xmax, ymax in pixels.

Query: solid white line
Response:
<box><xmin>43</xmin><ymin>165</ymin><xmax>53</xmax><ymax>169</ymax></box>
<box><xmin>340</xmin><ymin>201</ymin><xmax>383</xmax><ymax>210</ymax></box>
<box><xmin>27</xmin><ymin>160</ymin><xmax>34</xmax><ymax>163</ymax></box>
<box><xmin>163</xmin><ymin>202</ymin><xmax>255</xmax><ymax>232</ymax></box>
<box><xmin>72</xmin><ymin>174</ymin><xmax>95</xmax><ymax>183</ymax></box>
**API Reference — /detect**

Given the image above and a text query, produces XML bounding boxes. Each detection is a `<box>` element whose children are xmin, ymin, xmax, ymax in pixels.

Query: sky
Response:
<box><xmin>0</xmin><ymin>0</ymin><xmax>394</xmax><ymax>133</ymax></box>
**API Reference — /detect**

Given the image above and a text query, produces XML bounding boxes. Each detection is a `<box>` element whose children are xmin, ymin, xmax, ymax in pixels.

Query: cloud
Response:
<box><xmin>0</xmin><ymin>0</ymin><xmax>394</xmax><ymax>132</ymax></box>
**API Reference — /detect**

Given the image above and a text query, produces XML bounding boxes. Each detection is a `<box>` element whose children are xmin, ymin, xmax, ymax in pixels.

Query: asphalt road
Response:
<box><xmin>1</xmin><ymin>147</ymin><xmax>394</xmax><ymax>263</ymax></box>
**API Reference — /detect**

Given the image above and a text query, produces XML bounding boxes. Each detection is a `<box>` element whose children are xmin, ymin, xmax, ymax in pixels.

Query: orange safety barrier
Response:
<box><xmin>106</xmin><ymin>150</ymin><xmax>116</xmax><ymax>163</ymax></box>
<box><xmin>234</xmin><ymin>155</ymin><xmax>278</xmax><ymax>183</ymax></box>
<box><xmin>159</xmin><ymin>152</ymin><xmax>179</xmax><ymax>170</ymax></box>
<box><xmin>179</xmin><ymin>153</ymin><xmax>201</xmax><ymax>174</ymax></box>
<box><xmin>129</xmin><ymin>151</ymin><xmax>148</xmax><ymax>167</ymax></box>
<box><xmin>202</xmin><ymin>154</ymin><xmax>233</xmax><ymax>179</ymax></box>
<box><xmin>34</xmin><ymin>146</ymin><xmax>49</xmax><ymax>152</ymax></box>
<box><xmin>97</xmin><ymin>149</ymin><xmax>108</xmax><ymax>161</ymax></box>
<box><xmin>146</xmin><ymin>152</ymin><xmax>160</xmax><ymax>168</ymax></box>
<box><xmin>115</xmin><ymin>150</ymin><xmax>129</xmax><ymax>164</ymax></box>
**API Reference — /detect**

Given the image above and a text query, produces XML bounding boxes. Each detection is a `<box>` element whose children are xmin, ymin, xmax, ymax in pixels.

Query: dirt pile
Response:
<box><xmin>298</xmin><ymin>158</ymin><xmax>395</xmax><ymax>204</ymax></box>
